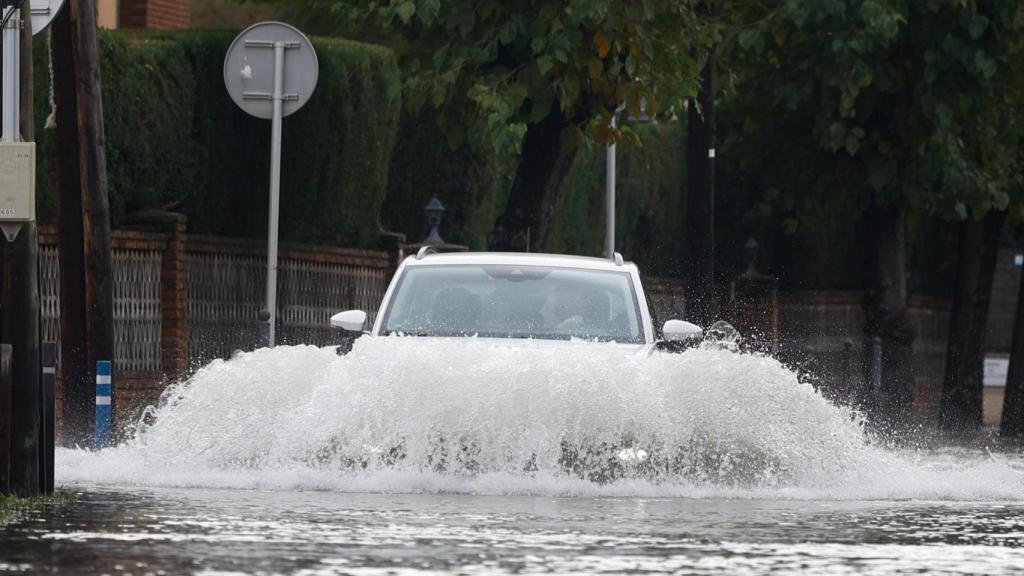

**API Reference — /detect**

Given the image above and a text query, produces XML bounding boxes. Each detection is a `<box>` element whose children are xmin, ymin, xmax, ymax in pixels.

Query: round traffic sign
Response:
<box><xmin>223</xmin><ymin>21</ymin><xmax>319</xmax><ymax>120</ymax></box>
<box><xmin>30</xmin><ymin>0</ymin><xmax>65</xmax><ymax>36</ymax></box>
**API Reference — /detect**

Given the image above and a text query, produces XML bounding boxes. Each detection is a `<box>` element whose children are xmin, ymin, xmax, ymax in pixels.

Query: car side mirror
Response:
<box><xmin>330</xmin><ymin>310</ymin><xmax>367</xmax><ymax>332</ymax></box>
<box><xmin>662</xmin><ymin>319</ymin><xmax>703</xmax><ymax>342</ymax></box>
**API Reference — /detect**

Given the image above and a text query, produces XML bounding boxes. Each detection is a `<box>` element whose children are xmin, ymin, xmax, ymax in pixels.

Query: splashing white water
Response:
<box><xmin>57</xmin><ymin>338</ymin><xmax>1024</xmax><ymax>500</ymax></box>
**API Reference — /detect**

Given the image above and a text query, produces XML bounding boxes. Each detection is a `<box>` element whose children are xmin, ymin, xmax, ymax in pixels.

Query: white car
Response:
<box><xmin>330</xmin><ymin>247</ymin><xmax>703</xmax><ymax>352</ymax></box>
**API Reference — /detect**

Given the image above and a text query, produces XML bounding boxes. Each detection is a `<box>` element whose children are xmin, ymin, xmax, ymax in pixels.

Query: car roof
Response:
<box><xmin>404</xmin><ymin>250</ymin><xmax>637</xmax><ymax>273</ymax></box>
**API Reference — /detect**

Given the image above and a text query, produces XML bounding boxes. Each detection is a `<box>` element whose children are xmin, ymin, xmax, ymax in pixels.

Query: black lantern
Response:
<box><xmin>423</xmin><ymin>195</ymin><xmax>446</xmax><ymax>245</ymax></box>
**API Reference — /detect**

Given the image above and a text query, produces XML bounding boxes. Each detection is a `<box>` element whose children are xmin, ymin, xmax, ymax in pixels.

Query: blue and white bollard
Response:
<box><xmin>95</xmin><ymin>360</ymin><xmax>112</xmax><ymax>449</ymax></box>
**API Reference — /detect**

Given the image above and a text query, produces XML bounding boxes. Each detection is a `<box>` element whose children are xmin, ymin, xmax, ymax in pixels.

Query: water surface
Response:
<box><xmin>3</xmin><ymin>340</ymin><xmax>1023</xmax><ymax>574</ymax></box>
<box><xmin>2</xmin><ymin>486</ymin><xmax>1023</xmax><ymax>574</ymax></box>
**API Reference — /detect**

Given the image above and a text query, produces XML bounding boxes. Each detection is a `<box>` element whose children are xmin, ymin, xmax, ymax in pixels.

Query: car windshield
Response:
<box><xmin>381</xmin><ymin>264</ymin><xmax>644</xmax><ymax>343</ymax></box>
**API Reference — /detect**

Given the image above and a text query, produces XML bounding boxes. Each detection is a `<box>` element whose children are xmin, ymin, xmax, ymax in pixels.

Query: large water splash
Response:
<box><xmin>57</xmin><ymin>338</ymin><xmax>1024</xmax><ymax>500</ymax></box>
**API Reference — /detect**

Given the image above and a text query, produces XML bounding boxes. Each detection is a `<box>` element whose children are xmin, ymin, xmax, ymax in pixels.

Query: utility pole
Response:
<box><xmin>50</xmin><ymin>2</ymin><xmax>91</xmax><ymax>445</ymax></box>
<box><xmin>48</xmin><ymin>0</ymin><xmax>114</xmax><ymax>444</ymax></box>
<box><xmin>72</xmin><ymin>0</ymin><xmax>116</xmax><ymax>433</ymax></box>
<box><xmin>1</xmin><ymin>0</ymin><xmax>41</xmax><ymax>495</ymax></box>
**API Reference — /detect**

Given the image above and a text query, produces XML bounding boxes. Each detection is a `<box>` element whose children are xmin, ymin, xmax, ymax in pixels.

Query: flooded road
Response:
<box><xmin>2</xmin><ymin>486</ymin><xmax>1023</xmax><ymax>575</ymax></box>
<box><xmin>4</xmin><ymin>342</ymin><xmax>1023</xmax><ymax>573</ymax></box>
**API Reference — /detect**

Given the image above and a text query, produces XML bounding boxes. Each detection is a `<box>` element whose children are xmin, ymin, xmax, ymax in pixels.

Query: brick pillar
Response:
<box><xmin>124</xmin><ymin>211</ymin><xmax>189</xmax><ymax>381</ymax></box>
<box><xmin>727</xmin><ymin>238</ymin><xmax>779</xmax><ymax>353</ymax></box>
<box><xmin>161</xmin><ymin>217</ymin><xmax>188</xmax><ymax>380</ymax></box>
<box><xmin>119</xmin><ymin>0</ymin><xmax>190</xmax><ymax>29</ymax></box>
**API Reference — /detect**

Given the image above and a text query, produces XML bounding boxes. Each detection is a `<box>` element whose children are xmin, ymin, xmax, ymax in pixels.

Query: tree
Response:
<box><xmin>299</xmin><ymin>0</ymin><xmax>713</xmax><ymax>251</ymax></box>
<box><xmin>940</xmin><ymin>208</ymin><xmax>1006</xmax><ymax>433</ymax></box>
<box><xmin>1002</xmin><ymin>234</ymin><xmax>1024</xmax><ymax>437</ymax></box>
<box><xmin>719</xmin><ymin>1</ymin><xmax>1024</xmax><ymax>432</ymax></box>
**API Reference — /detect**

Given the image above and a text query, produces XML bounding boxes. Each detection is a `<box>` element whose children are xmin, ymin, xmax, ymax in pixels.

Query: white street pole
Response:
<box><xmin>224</xmin><ymin>23</ymin><xmax>319</xmax><ymax>349</ymax></box>
<box><xmin>605</xmin><ymin>113</ymin><xmax>617</xmax><ymax>261</ymax></box>
<box><xmin>2</xmin><ymin>6</ymin><xmax>19</xmax><ymax>142</ymax></box>
<box><xmin>265</xmin><ymin>40</ymin><xmax>285</xmax><ymax>347</ymax></box>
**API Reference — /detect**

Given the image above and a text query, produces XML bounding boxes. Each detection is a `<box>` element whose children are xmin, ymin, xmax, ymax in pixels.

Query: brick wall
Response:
<box><xmin>119</xmin><ymin>0</ymin><xmax>190</xmax><ymax>29</ymax></box>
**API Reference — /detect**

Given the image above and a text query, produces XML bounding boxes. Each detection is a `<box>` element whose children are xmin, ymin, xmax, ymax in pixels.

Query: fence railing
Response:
<box><xmin>39</xmin><ymin>221</ymin><xmax>396</xmax><ymax>421</ymax></box>
<box><xmin>186</xmin><ymin>235</ymin><xmax>391</xmax><ymax>366</ymax></box>
<box><xmin>38</xmin><ymin>236</ymin><xmax>163</xmax><ymax>373</ymax></box>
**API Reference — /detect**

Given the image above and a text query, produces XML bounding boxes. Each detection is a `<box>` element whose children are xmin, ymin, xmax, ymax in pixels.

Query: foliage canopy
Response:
<box><xmin>305</xmin><ymin>0</ymin><xmax>714</xmax><ymax>153</ymax></box>
<box><xmin>721</xmin><ymin>0</ymin><xmax>1024</xmax><ymax>230</ymax></box>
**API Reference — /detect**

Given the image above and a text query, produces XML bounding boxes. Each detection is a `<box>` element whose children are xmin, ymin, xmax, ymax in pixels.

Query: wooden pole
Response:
<box><xmin>51</xmin><ymin>5</ymin><xmax>92</xmax><ymax>446</ymax></box>
<box><xmin>72</xmin><ymin>0</ymin><xmax>116</xmax><ymax>434</ymax></box>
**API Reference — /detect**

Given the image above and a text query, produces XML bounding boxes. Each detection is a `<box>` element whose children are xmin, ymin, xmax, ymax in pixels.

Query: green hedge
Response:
<box><xmin>33</xmin><ymin>29</ymin><xmax>400</xmax><ymax>248</ymax></box>
<box><xmin>382</xmin><ymin>110</ymin><xmax>513</xmax><ymax>249</ymax></box>
<box><xmin>26</xmin><ymin>28</ymin><xmax>958</xmax><ymax>291</ymax></box>
<box><xmin>27</xmin><ymin>30</ymin><xmax>698</xmax><ymax>279</ymax></box>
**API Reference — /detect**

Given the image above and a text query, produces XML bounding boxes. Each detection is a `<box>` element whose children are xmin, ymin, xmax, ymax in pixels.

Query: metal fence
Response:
<box><xmin>187</xmin><ymin>249</ymin><xmax>389</xmax><ymax>366</ymax></box>
<box><xmin>113</xmin><ymin>249</ymin><xmax>163</xmax><ymax>372</ymax></box>
<box><xmin>39</xmin><ymin>244</ymin><xmax>163</xmax><ymax>373</ymax></box>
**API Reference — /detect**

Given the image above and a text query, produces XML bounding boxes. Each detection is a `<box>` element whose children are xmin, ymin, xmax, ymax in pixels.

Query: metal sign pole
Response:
<box><xmin>605</xmin><ymin>110</ymin><xmax>621</xmax><ymax>261</ymax></box>
<box><xmin>264</xmin><ymin>41</ymin><xmax>285</xmax><ymax>347</ymax></box>
<box><xmin>2</xmin><ymin>5</ymin><xmax>19</xmax><ymax>142</ymax></box>
<box><xmin>605</xmin><ymin>117</ymin><xmax>616</xmax><ymax>261</ymax></box>
<box><xmin>223</xmin><ymin>21</ymin><xmax>318</xmax><ymax>349</ymax></box>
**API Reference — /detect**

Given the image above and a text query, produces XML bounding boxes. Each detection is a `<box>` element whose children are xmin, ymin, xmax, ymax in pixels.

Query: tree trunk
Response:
<box><xmin>51</xmin><ymin>6</ymin><xmax>92</xmax><ymax>447</ymax></box>
<box><xmin>1001</xmin><ymin>261</ymin><xmax>1024</xmax><ymax>438</ymax></box>
<box><xmin>862</xmin><ymin>203</ymin><xmax>915</xmax><ymax>432</ymax></box>
<box><xmin>72</xmin><ymin>0</ymin><xmax>116</xmax><ymax>434</ymax></box>
<box><xmin>939</xmin><ymin>209</ymin><xmax>1006</xmax><ymax>434</ymax></box>
<box><xmin>686</xmin><ymin>50</ymin><xmax>717</xmax><ymax>327</ymax></box>
<box><xmin>488</xmin><ymin>109</ymin><xmax>578</xmax><ymax>252</ymax></box>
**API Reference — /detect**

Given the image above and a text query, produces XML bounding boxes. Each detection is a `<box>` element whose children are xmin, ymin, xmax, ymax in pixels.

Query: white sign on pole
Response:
<box><xmin>224</xmin><ymin>22</ymin><xmax>318</xmax><ymax>347</ymax></box>
<box><xmin>30</xmin><ymin>0</ymin><xmax>65</xmax><ymax>36</ymax></box>
<box><xmin>3</xmin><ymin>0</ymin><xmax>62</xmax><ymax>242</ymax></box>
<box><xmin>984</xmin><ymin>356</ymin><xmax>1009</xmax><ymax>388</ymax></box>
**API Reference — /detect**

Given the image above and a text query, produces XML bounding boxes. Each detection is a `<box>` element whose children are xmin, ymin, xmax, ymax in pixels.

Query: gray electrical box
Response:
<box><xmin>0</xmin><ymin>142</ymin><xmax>35</xmax><ymax>222</ymax></box>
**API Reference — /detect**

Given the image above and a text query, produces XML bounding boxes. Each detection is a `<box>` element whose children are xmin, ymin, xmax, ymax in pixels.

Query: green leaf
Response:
<box><xmin>968</xmin><ymin>15</ymin><xmax>988</xmax><ymax>40</ymax></box>
<box><xmin>395</xmin><ymin>1</ymin><xmax>415</xmax><ymax>23</ymax></box>
<box><xmin>537</xmin><ymin>55</ymin><xmax>554</xmax><ymax>75</ymax></box>
<box><xmin>418</xmin><ymin>0</ymin><xmax>440</xmax><ymax>24</ymax></box>
<box><xmin>738</xmin><ymin>29</ymin><xmax>759</xmax><ymax>51</ymax></box>
<box><xmin>845</xmin><ymin>134</ymin><xmax>861</xmax><ymax>156</ymax></box>
<box><xmin>782</xmin><ymin>217</ymin><xmax>800</xmax><ymax>234</ymax></box>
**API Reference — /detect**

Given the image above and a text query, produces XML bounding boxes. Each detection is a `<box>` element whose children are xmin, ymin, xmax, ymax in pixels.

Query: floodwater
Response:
<box><xmin>2</xmin><ymin>485</ymin><xmax>1023</xmax><ymax>575</ymax></box>
<box><xmin>3</xmin><ymin>339</ymin><xmax>1024</xmax><ymax>574</ymax></box>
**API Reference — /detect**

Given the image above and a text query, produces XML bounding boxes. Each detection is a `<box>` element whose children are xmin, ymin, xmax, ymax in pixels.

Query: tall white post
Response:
<box><xmin>2</xmin><ymin>6</ymin><xmax>19</xmax><ymax>142</ymax></box>
<box><xmin>605</xmin><ymin>114</ymin><xmax>617</xmax><ymax>260</ymax></box>
<box><xmin>265</xmin><ymin>40</ymin><xmax>285</xmax><ymax>347</ymax></box>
